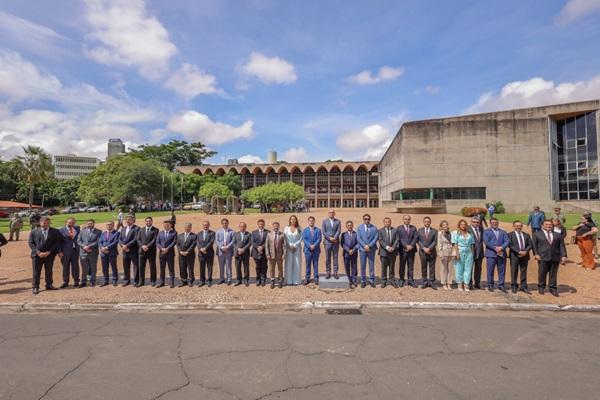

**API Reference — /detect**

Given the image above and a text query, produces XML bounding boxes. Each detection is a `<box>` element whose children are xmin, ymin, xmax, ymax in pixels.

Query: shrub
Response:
<box><xmin>461</xmin><ymin>207</ymin><xmax>487</xmax><ymax>217</ymax></box>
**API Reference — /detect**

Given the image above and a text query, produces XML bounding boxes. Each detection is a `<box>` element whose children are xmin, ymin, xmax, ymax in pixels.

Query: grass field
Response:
<box><xmin>493</xmin><ymin>213</ymin><xmax>596</xmax><ymax>229</ymax></box>
<box><xmin>0</xmin><ymin>210</ymin><xmax>197</xmax><ymax>234</ymax></box>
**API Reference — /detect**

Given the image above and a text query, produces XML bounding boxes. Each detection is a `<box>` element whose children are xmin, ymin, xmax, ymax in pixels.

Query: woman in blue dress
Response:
<box><xmin>451</xmin><ymin>219</ymin><xmax>474</xmax><ymax>291</ymax></box>
<box><xmin>284</xmin><ymin>215</ymin><xmax>302</xmax><ymax>285</ymax></box>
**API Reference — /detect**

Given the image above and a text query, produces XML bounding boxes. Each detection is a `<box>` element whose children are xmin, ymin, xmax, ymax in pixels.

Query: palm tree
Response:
<box><xmin>15</xmin><ymin>146</ymin><xmax>53</xmax><ymax>211</ymax></box>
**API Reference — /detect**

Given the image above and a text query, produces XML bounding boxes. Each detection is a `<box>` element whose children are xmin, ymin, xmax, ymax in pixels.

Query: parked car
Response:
<box><xmin>40</xmin><ymin>208</ymin><xmax>59</xmax><ymax>216</ymax></box>
<box><xmin>17</xmin><ymin>210</ymin><xmax>30</xmax><ymax>218</ymax></box>
<box><xmin>191</xmin><ymin>202</ymin><xmax>206</xmax><ymax>210</ymax></box>
<box><xmin>0</xmin><ymin>210</ymin><xmax>9</xmax><ymax>218</ymax></box>
<box><xmin>62</xmin><ymin>206</ymin><xmax>79</xmax><ymax>214</ymax></box>
<box><xmin>87</xmin><ymin>206</ymin><xmax>99</xmax><ymax>213</ymax></box>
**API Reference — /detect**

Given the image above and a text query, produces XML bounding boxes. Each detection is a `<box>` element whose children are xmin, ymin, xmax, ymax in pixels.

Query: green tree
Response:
<box><xmin>110</xmin><ymin>158</ymin><xmax>163</xmax><ymax>204</ymax></box>
<box><xmin>194</xmin><ymin>172</ymin><xmax>242</xmax><ymax>196</ymax></box>
<box><xmin>130</xmin><ymin>140</ymin><xmax>216</xmax><ymax>170</ymax></box>
<box><xmin>198</xmin><ymin>182</ymin><xmax>232</xmax><ymax>200</ymax></box>
<box><xmin>52</xmin><ymin>177</ymin><xmax>82</xmax><ymax>206</ymax></box>
<box><xmin>0</xmin><ymin>158</ymin><xmax>19</xmax><ymax>197</ymax></box>
<box><xmin>78</xmin><ymin>155</ymin><xmax>129</xmax><ymax>205</ymax></box>
<box><xmin>241</xmin><ymin>182</ymin><xmax>304</xmax><ymax>211</ymax></box>
<box><xmin>14</xmin><ymin>146</ymin><xmax>53</xmax><ymax>210</ymax></box>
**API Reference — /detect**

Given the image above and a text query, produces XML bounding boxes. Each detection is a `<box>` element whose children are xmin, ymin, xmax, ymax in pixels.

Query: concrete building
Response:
<box><xmin>178</xmin><ymin>160</ymin><xmax>379</xmax><ymax>208</ymax></box>
<box><xmin>107</xmin><ymin>138</ymin><xmax>126</xmax><ymax>159</ymax></box>
<box><xmin>53</xmin><ymin>154</ymin><xmax>101</xmax><ymax>180</ymax></box>
<box><xmin>379</xmin><ymin>100</ymin><xmax>600</xmax><ymax>213</ymax></box>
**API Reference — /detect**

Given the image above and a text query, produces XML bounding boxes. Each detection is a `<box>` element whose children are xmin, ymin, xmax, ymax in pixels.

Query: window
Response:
<box><xmin>391</xmin><ymin>187</ymin><xmax>486</xmax><ymax>201</ymax></box>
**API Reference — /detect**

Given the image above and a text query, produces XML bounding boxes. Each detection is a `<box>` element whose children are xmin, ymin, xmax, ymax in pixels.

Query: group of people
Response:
<box><xmin>20</xmin><ymin>207</ymin><xmax>596</xmax><ymax>296</ymax></box>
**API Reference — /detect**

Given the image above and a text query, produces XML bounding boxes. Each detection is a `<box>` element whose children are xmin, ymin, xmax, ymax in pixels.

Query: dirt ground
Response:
<box><xmin>0</xmin><ymin>209</ymin><xmax>598</xmax><ymax>305</ymax></box>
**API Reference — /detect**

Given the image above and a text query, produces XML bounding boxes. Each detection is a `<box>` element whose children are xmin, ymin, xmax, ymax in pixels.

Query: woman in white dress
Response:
<box><xmin>284</xmin><ymin>215</ymin><xmax>302</xmax><ymax>285</ymax></box>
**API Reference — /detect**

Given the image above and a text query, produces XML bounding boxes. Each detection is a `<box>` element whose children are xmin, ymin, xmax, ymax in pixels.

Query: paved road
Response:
<box><xmin>1</xmin><ymin>310</ymin><xmax>599</xmax><ymax>400</ymax></box>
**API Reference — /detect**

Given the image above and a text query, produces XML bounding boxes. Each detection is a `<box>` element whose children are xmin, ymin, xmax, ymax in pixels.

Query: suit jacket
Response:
<box><xmin>321</xmin><ymin>218</ymin><xmax>341</xmax><ymax>248</ymax></box>
<box><xmin>0</xmin><ymin>232</ymin><xmax>7</xmax><ymax>257</ymax></box>
<box><xmin>137</xmin><ymin>226</ymin><xmax>159</xmax><ymax>255</ymax></box>
<box><xmin>482</xmin><ymin>228</ymin><xmax>510</xmax><ymax>258</ymax></box>
<box><xmin>417</xmin><ymin>227</ymin><xmax>438</xmax><ymax>255</ymax></box>
<box><xmin>469</xmin><ymin>224</ymin><xmax>485</xmax><ymax>259</ymax></box>
<box><xmin>397</xmin><ymin>224</ymin><xmax>418</xmax><ymax>253</ymax></box>
<box><xmin>232</xmin><ymin>231</ymin><xmax>252</xmax><ymax>258</ymax></box>
<box><xmin>59</xmin><ymin>225</ymin><xmax>80</xmax><ymax>256</ymax></box>
<box><xmin>265</xmin><ymin>230</ymin><xmax>286</xmax><ymax>260</ymax></box>
<box><xmin>508</xmin><ymin>231</ymin><xmax>532</xmax><ymax>260</ymax></box>
<box><xmin>177</xmin><ymin>232</ymin><xmax>197</xmax><ymax>254</ymax></box>
<box><xmin>119</xmin><ymin>224</ymin><xmax>140</xmax><ymax>254</ymax></box>
<box><xmin>302</xmin><ymin>226</ymin><xmax>322</xmax><ymax>254</ymax></box>
<box><xmin>377</xmin><ymin>227</ymin><xmax>399</xmax><ymax>256</ymax></box>
<box><xmin>357</xmin><ymin>224</ymin><xmax>378</xmax><ymax>253</ymax></box>
<box><xmin>196</xmin><ymin>229</ymin><xmax>215</xmax><ymax>256</ymax></box>
<box><xmin>532</xmin><ymin>229</ymin><xmax>567</xmax><ymax>262</ymax></box>
<box><xmin>29</xmin><ymin>227</ymin><xmax>62</xmax><ymax>257</ymax></box>
<box><xmin>251</xmin><ymin>229</ymin><xmax>269</xmax><ymax>259</ymax></box>
<box><xmin>99</xmin><ymin>229</ymin><xmax>120</xmax><ymax>257</ymax></box>
<box><xmin>157</xmin><ymin>229</ymin><xmax>177</xmax><ymax>256</ymax></box>
<box><xmin>341</xmin><ymin>231</ymin><xmax>359</xmax><ymax>257</ymax></box>
<box><xmin>77</xmin><ymin>227</ymin><xmax>102</xmax><ymax>258</ymax></box>
<box><xmin>215</xmin><ymin>228</ymin><xmax>234</xmax><ymax>256</ymax></box>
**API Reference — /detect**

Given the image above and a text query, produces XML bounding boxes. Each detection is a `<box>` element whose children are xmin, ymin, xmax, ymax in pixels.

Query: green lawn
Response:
<box><xmin>0</xmin><ymin>210</ymin><xmax>197</xmax><ymax>234</ymax></box>
<box><xmin>493</xmin><ymin>213</ymin><xmax>595</xmax><ymax>229</ymax></box>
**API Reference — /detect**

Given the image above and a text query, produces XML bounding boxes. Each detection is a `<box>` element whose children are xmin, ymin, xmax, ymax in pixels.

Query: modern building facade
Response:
<box><xmin>379</xmin><ymin>100</ymin><xmax>600</xmax><ymax>213</ymax></box>
<box><xmin>107</xmin><ymin>138</ymin><xmax>126</xmax><ymax>159</ymax></box>
<box><xmin>53</xmin><ymin>154</ymin><xmax>101</xmax><ymax>180</ymax></box>
<box><xmin>178</xmin><ymin>161</ymin><xmax>379</xmax><ymax>208</ymax></box>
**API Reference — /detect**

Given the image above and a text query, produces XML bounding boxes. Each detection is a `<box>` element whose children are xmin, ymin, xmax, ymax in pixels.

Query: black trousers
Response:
<box><xmin>399</xmin><ymin>251</ymin><xmax>415</xmax><ymax>282</ymax></box>
<box><xmin>159</xmin><ymin>252</ymin><xmax>175</xmax><ymax>282</ymax></box>
<box><xmin>122</xmin><ymin>251</ymin><xmax>139</xmax><ymax>283</ymax></box>
<box><xmin>100</xmin><ymin>253</ymin><xmax>118</xmax><ymax>283</ymax></box>
<box><xmin>32</xmin><ymin>254</ymin><xmax>56</xmax><ymax>288</ymax></box>
<box><xmin>469</xmin><ymin>255</ymin><xmax>484</xmax><ymax>288</ymax></box>
<box><xmin>538</xmin><ymin>260</ymin><xmax>559</xmax><ymax>291</ymax></box>
<box><xmin>254</xmin><ymin>256</ymin><xmax>268</xmax><ymax>282</ymax></box>
<box><xmin>510</xmin><ymin>255</ymin><xmax>529</xmax><ymax>288</ymax></box>
<box><xmin>61</xmin><ymin>251</ymin><xmax>80</xmax><ymax>284</ymax></box>
<box><xmin>179</xmin><ymin>253</ymin><xmax>196</xmax><ymax>283</ymax></box>
<box><xmin>380</xmin><ymin>253</ymin><xmax>397</xmax><ymax>282</ymax></box>
<box><xmin>420</xmin><ymin>252</ymin><xmax>437</xmax><ymax>283</ymax></box>
<box><xmin>199</xmin><ymin>252</ymin><xmax>214</xmax><ymax>283</ymax></box>
<box><xmin>139</xmin><ymin>251</ymin><xmax>157</xmax><ymax>284</ymax></box>
<box><xmin>235</xmin><ymin>253</ymin><xmax>250</xmax><ymax>282</ymax></box>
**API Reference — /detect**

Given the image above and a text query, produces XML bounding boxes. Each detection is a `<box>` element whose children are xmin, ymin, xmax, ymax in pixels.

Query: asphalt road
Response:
<box><xmin>0</xmin><ymin>310</ymin><xmax>599</xmax><ymax>400</ymax></box>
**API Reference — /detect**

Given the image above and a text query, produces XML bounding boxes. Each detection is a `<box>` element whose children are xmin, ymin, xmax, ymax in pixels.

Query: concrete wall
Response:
<box><xmin>379</xmin><ymin>100</ymin><xmax>600</xmax><ymax>213</ymax></box>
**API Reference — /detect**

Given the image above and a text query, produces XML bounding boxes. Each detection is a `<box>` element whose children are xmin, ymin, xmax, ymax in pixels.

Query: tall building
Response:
<box><xmin>53</xmin><ymin>154</ymin><xmax>101</xmax><ymax>180</ymax></box>
<box><xmin>379</xmin><ymin>100</ymin><xmax>600</xmax><ymax>213</ymax></box>
<box><xmin>107</xmin><ymin>138</ymin><xmax>126</xmax><ymax>159</ymax></box>
<box><xmin>178</xmin><ymin>160</ymin><xmax>379</xmax><ymax>208</ymax></box>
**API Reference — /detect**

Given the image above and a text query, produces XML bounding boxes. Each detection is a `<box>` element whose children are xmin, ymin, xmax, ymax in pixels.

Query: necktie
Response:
<box><xmin>184</xmin><ymin>232</ymin><xmax>189</xmax><ymax>242</ymax></box>
<box><xmin>310</xmin><ymin>227</ymin><xmax>314</xmax><ymax>238</ymax></box>
<box><xmin>405</xmin><ymin>225</ymin><xmax>409</xmax><ymax>232</ymax></box>
<box><xmin>224</xmin><ymin>231</ymin><xmax>229</xmax><ymax>245</ymax></box>
<box><xmin>330</xmin><ymin>219</ymin><xmax>334</xmax><ymax>228</ymax></box>
<box><xmin>425</xmin><ymin>228</ymin><xmax>429</xmax><ymax>240</ymax></box>
<box><xmin>43</xmin><ymin>229</ymin><xmax>48</xmax><ymax>241</ymax></box>
<box><xmin>106</xmin><ymin>231</ymin><xmax>109</xmax><ymax>240</ymax></box>
<box><xmin>494</xmin><ymin>229</ymin><xmax>499</xmax><ymax>240</ymax></box>
<box><xmin>546</xmin><ymin>231</ymin><xmax>552</xmax><ymax>244</ymax></box>
<box><xmin>387</xmin><ymin>228</ymin><xmax>391</xmax><ymax>243</ymax></box>
<box><xmin>203</xmin><ymin>231</ymin><xmax>207</xmax><ymax>241</ymax></box>
<box><xmin>68</xmin><ymin>227</ymin><xmax>74</xmax><ymax>239</ymax></box>
<box><xmin>518</xmin><ymin>233</ymin><xmax>524</xmax><ymax>251</ymax></box>
<box><xmin>275</xmin><ymin>232</ymin><xmax>279</xmax><ymax>249</ymax></box>
<box><xmin>259</xmin><ymin>230</ymin><xmax>263</xmax><ymax>240</ymax></box>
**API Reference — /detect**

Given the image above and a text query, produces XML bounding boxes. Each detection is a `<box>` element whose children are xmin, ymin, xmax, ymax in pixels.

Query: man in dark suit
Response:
<box><xmin>137</xmin><ymin>216</ymin><xmax>158</xmax><ymax>287</ymax></box>
<box><xmin>397</xmin><ymin>215</ymin><xmax>418</xmax><ymax>287</ymax></box>
<box><xmin>341</xmin><ymin>221</ymin><xmax>359</xmax><ymax>288</ymax></box>
<box><xmin>233</xmin><ymin>222</ymin><xmax>252</xmax><ymax>286</ymax></box>
<box><xmin>0</xmin><ymin>232</ymin><xmax>6</xmax><ymax>257</ymax></box>
<box><xmin>99</xmin><ymin>220</ymin><xmax>119</xmax><ymax>286</ymax></box>
<box><xmin>417</xmin><ymin>216</ymin><xmax>437</xmax><ymax>289</ymax></box>
<box><xmin>58</xmin><ymin>217</ymin><xmax>80</xmax><ymax>288</ymax></box>
<box><xmin>196</xmin><ymin>220</ymin><xmax>215</xmax><ymax>287</ymax></box>
<box><xmin>483</xmin><ymin>218</ymin><xmax>510</xmax><ymax>292</ymax></box>
<box><xmin>532</xmin><ymin>219</ymin><xmax>567</xmax><ymax>297</ymax></box>
<box><xmin>377</xmin><ymin>217</ymin><xmax>399</xmax><ymax>288</ymax></box>
<box><xmin>251</xmin><ymin>219</ymin><xmax>269</xmax><ymax>286</ymax></box>
<box><xmin>177</xmin><ymin>222</ymin><xmax>196</xmax><ymax>287</ymax></box>
<box><xmin>119</xmin><ymin>215</ymin><xmax>139</xmax><ymax>287</ymax></box>
<box><xmin>156</xmin><ymin>219</ymin><xmax>177</xmax><ymax>288</ymax></box>
<box><xmin>28</xmin><ymin>216</ymin><xmax>62</xmax><ymax>294</ymax></box>
<box><xmin>508</xmin><ymin>220</ymin><xmax>533</xmax><ymax>294</ymax></box>
<box><xmin>468</xmin><ymin>216</ymin><xmax>485</xmax><ymax>290</ymax></box>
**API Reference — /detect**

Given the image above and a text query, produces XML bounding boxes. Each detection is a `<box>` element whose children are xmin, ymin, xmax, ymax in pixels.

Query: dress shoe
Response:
<box><xmin>550</xmin><ymin>290</ymin><xmax>559</xmax><ymax>297</ymax></box>
<box><xmin>112</xmin><ymin>281</ymin><xmax>118</xmax><ymax>287</ymax></box>
<box><xmin>134</xmin><ymin>283</ymin><xmax>140</xmax><ymax>288</ymax></box>
<box><xmin>334</xmin><ymin>273</ymin><xmax>339</xmax><ymax>279</ymax></box>
<box><xmin>408</xmin><ymin>281</ymin><xmax>417</xmax><ymax>288</ymax></box>
<box><xmin>314</xmin><ymin>279</ymin><xmax>319</xmax><ymax>285</ymax></box>
<box><xmin>60</xmin><ymin>282</ymin><xmax>68</xmax><ymax>289</ymax></box>
<box><xmin>198</xmin><ymin>281</ymin><xmax>205</xmax><ymax>287</ymax></box>
<box><xmin>271</xmin><ymin>281</ymin><xmax>275</xmax><ymax>289</ymax></box>
<box><xmin>381</xmin><ymin>282</ymin><xmax>387</xmax><ymax>289</ymax></box>
<box><xmin>151</xmin><ymin>281</ymin><xmax>157</xmax><ymax>287</ymax></box>
<box><xmin>499</xmin><ymin>286</ymin><xmax>507</xmax><ymax>293</ymax></box>
<box><xmin>188</xmin><ymin>282</ymin><xmax>194</xmax><ymax>287</ymax></box>
<box><xmin>218</xmin><ymin>280</ymin><xmax>225</xmax><ymax>285</ymax></box>
<box><xmin>155</xmin><ymin>282</ymin><xmax>164</xmax><ymax>288</ymax></box>
<box><xmin>90</xmin><ymin>282</ymin><xmax>95</xmax><ymax>287</ymax></box>
<box><xmin>278</xmin><ymin>281</ymin><xmax>283</xmax><ymax>288</ymax></box>
<box><xmin>538</xmin><ymin>288</ymin><xmax>544</xmax><ymax>295</ymax></box>
<box><xmin>169</xmin><ymin>282</ymin><xmax>175</xmax><ymax>288</ymax></box>
<box><xmin>487</xmin><ymin>287</ymin><xmax>494</xmax><ymax>292</ymax></box>
<box><xmin>32</xmin><ymin>287</ymin><xmax>39</xmax><ymax>295</ymax></box>
<box><xmin>100</xmin><ymin>282</ymin><xmax>108</xmax><ymax>287</ymax></box>
<box><xmin>122</xmin><ymin>281</ymin><xmax>130</xmax><ymax>287</ymax></box>
<box><xmin>178</xmin><ymin>281</ymin><xmax>186</xmax><ymax>287</ymax></box>
<box><xmin>521</xmin><ymin>288</ymin><xmax>531</xmax><ymax>295</ymax></box>
<box><xmin>234</xmin><ymin>281</ymin><xmax>242</xmax><ymax>287</ymax></box>
<box><xmin>430</xmin><ymin>285</ymin><xmax>438</xmax><ymax>291</ymax></box>
<box><xmin>256</xmin><ymin>280</ymin><xmax>261</xmax><ymax>287</ymax></box>
<box><xmin>326</xmin><ymin>273</ymin><xmax>331</xmax><ymax>279</ymax></box>
<box><xmin>392</xmin><ymin>281</ymin><xmax>399</xmax><ymax>288</ymax></box>
<box><xmin>360</xmin><ymin>282</ymin><xmax>366</xmax><ymax>288</ymax></box>
<box><xmin>303</xmin><ymin>280</ymin><xmax>309</xmax><ymax>286</ymax></box>
<box><xmin>398</xmin><ymin>280</ymin><xmax>405</xmax><ymax>288</ymax></box>
<box><xmin>245</xmin><ymin>281</ymin><xmax>250</xmax><ymax>287</ymax></box>
<box><xmin>421</xmin><ymin>284</ymin><xmax>427</xmax><ymax>289</ymax></box>
<box><xmin>79</xmin><ymin>282</ymin><xmax>87</xmax><ymax>288</ymax></box>
<box><xmin>261</xmin><ymin>280</ymin><xmax>266</xmax><ymax>287</ymax></box>
<box><xmin>45</xmin><ymin>286</ymin><xmax>57</xmax><ymax>290</ymax></box>
<box><xmin>138</xmin><ymin>283</ymin><xmax>145</xmax><ymax>288</ymax></box>
<box><xmin>511</xmin><ymin>287</ymin><xmax>518</xmax><ymax>294</ymax></box>
<box><xmin>227</xmin><ymin>280</ymin><xmax>232</xmax><ymax>286</ymax></box>
<box><xmin>370</xmin><ymin>282</ymin><xmax>376</xmax><ymax>288</ymax></box>
<box><xmin>207</xmin><ymin>281</ymin><xmax>212</xmax><ymax>287</ymax></box>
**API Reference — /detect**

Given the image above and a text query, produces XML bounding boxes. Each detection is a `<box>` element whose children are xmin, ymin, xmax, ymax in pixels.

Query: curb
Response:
<box><xmin>0</xmin><ymin>301</ymin><xmax>599</xmax><ymax>313</ymax></box>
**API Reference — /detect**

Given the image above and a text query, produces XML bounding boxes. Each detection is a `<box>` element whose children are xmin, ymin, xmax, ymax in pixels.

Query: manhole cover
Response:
<box><xmin>325</xmin><ymin>308</ymin><xmax>362</xmax><ymax>315</ymax></box>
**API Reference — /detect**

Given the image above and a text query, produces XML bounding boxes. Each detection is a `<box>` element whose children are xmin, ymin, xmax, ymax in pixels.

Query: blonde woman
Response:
<box><xmin>451</xmin><ymin>219</ymin><xmax>474</xmax><ymax>291</ymax></box>
<box><xmin>437</xmin><ymin>220</ymin><xmax>454</xmax><ymax>290</ymax></box>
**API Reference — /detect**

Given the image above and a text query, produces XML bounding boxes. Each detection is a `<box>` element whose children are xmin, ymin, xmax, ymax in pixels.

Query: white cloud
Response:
<box><xmin>466</xmin><ymin>76</ymin><xmax>600</xmax><ymax>113</ymax></box>
<box><xmin>283</xmin><ymin>146</ymin><xmax>309</xmax><ymax>162</ymax></box>
<box><xmin>0</xmin><ymin>11</ymin><xmax>65</xmax><ymax>57</ymax></box>
<box><xmin>84</xmin><ymin>0</ymin><xmax>177</xmax><ymax>80</ymax></box>
<box><xmin>167</xmin><ymin>111</ymin><xmax>254</xmax><ymax>145</ymax></box>
<box><xmin>556</xmin><ymin>0</ymin><xmax>600</xmax><ymax>25</ymax></box>
<box><xmin>164</xmin><ymin>63</ymin><xmax>219</xmax><ymax>99</ymax></box>
<box><xmin>240</xmin><ymin>52</ymin><xmax>297</xmax><ymax>85</ymax></box>
<box><xmin>415</xmin><ymin>85</ymin><xmax>440</xmax><ymax>95</ymax></box>
<box><xmin>238</xmin><ymin>154</ymin><xmax>265</xmax><ymax>164</ymax></box>
<box><xmin>348</xmin><ymin>66</ymin><xmax>405</xmax><ymax>85</ymax></box>
<box><xmin>336</xmin><ymin>124</ymin><xmax>390</xmax><ymax>152</ymax></box>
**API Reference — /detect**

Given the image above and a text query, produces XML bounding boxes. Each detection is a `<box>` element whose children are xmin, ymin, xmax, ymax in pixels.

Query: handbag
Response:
<box><xmin>451</xmin><ymin>247</ymin><xmax>458</xmax><ymax>258</ymax></box>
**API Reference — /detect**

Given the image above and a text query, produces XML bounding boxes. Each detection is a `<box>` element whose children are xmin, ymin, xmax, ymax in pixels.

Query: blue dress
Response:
<box><xmin>284</xmin><ymin>226</ymin><xmax>302</xmax><ymax>285</ymax></box>
<box><xmin>451</xmin><ymin>230</ymin><xmax>474</xmax><ymax>284</ymax></box>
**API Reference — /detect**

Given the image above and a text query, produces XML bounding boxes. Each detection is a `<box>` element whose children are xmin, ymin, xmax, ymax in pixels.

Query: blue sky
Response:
<box><xmin>1</xmin><ymin>0</ymin><xmax>599</xmax><ymax>164</ymax></box>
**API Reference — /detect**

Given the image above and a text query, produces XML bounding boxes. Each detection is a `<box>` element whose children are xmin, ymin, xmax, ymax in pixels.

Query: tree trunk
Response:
<box><xmin>28</xmin><ymin>184</ymin><xmax>34</xmax><ymax>212</ymax></box>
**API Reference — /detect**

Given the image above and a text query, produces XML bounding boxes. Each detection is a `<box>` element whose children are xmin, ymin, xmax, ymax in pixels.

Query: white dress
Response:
<box><xmin>284</xmin><ymin>226</ymin><xmax>302</xmax><ymax>285</ymax></box>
